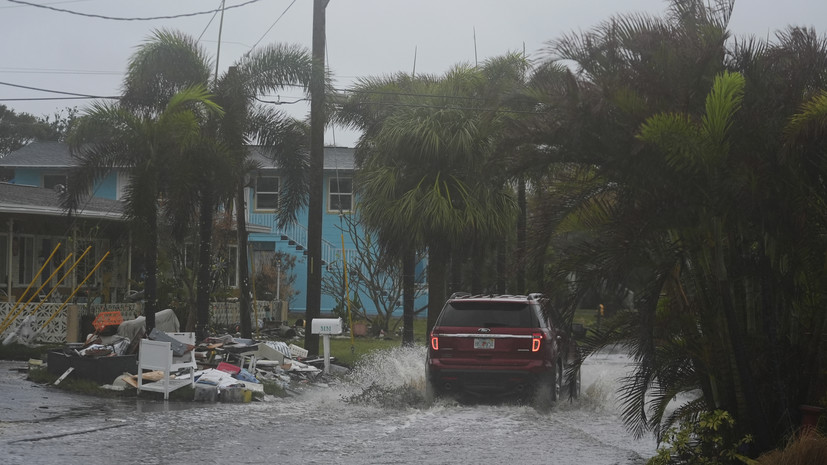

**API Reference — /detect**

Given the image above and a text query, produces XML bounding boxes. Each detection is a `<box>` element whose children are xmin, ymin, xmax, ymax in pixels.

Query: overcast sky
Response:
<box><xmin>3</xmin><ymin>0</ymin><xmax>827</xmax><ymax>147</ymax></box>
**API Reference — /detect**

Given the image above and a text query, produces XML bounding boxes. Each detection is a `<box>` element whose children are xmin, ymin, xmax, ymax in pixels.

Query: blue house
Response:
<box><xmin>0</xmin><ymin>141</ymin><xmax>424</xmax><ymax>316</ymax></box>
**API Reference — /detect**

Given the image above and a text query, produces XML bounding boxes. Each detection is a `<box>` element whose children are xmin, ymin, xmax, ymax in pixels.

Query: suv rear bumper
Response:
<box><xmin>427</xmin><ymin>364</ymin><xmax>552</xmax><ymax>397</ymax></box>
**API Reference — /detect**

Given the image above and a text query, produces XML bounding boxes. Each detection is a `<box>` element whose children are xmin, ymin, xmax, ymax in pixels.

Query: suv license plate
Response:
<box><xmin>474</xmin><ymin>338</ymin><xmax>495</xmax><ymax>349</ymax></box>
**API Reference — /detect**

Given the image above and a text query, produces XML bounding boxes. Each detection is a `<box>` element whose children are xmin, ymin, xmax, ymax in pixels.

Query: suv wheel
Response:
<box><xmin>424</xmin><ymin>369</ymin><xmax>436</xmax><ymax>406</ymax></box>
<box><xmin>534</xmin><ymin>360</ymin><xmax>563</xmax><ymax>408</ymax></box>
<box><xmin>569</xmin><ymin>365</ymin><xmax>581</xmax><ymax>399</ymax></box>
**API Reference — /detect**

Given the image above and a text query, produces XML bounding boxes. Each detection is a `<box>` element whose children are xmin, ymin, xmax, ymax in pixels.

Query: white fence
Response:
<box><xmin>209</xmin><ymin>300</ymin><xmax>283</xmax><ymax>329</ymax></box>
<box><xmin>0</xmin><ymin>302</ymin><xmax>141</xmax><ymax>344</ymax></box>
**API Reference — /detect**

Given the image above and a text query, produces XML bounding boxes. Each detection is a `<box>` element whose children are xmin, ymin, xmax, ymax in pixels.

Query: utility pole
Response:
<box><xmin>304</xmin><ymin>0</ymin><xmax>328</xmax><ymax>357</ymax></box>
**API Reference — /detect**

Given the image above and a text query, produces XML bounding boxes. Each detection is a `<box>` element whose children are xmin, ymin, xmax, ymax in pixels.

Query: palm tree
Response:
<box><xmin>116</xmin><ymin>29</ymin><xmax>312</xmax><ymax>339</ymax></box>
<box><xmin>339</xmin><ymin>62</ymin><xmax>520</xmax><ymax>334</ymax></box>
<box><xmin>64</xmin><ymin>86</ymin><xmax>223</xmax><ymax>333</ymax></box>
<box><xmin>515</xmin><ymin>0</ymin><xmax>827</xmax><ymax>453</ymax></box>
<box><xmin>212</xmin><ymin>48</ymin><xmax>312</xmax><ymax>339</ymax></box>
<box><xmin>514</xmin><ymin>0</ymin><xmax>736</xmax><ymax>440</ymax></box>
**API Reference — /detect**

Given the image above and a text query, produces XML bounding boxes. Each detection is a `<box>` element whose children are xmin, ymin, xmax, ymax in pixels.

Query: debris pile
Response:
<box><xmin>42</xmin><ymin>309</ymin><xmax>341</xmax><ymax>402</ymax></box>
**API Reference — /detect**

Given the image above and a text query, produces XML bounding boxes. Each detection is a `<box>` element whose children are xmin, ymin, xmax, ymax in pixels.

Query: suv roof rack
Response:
<box><xmin>449</xmin><ymin>292</ymin><xmax>471</xmax><ymax>299</ymax></box>
<box><xmin>448</xmin><ymin>292</ymin><xmax>545</xmax><ymax>301</ymax></box>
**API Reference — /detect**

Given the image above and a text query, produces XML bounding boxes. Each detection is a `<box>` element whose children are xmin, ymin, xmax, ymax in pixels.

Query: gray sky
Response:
<box><xmin>3</xmin><ymin>0</ymin><xmax>827</xmax><ymax>147</ymax></box>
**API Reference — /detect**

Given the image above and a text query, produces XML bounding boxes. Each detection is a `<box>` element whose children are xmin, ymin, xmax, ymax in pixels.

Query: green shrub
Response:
<box><xmin>648</xmin><ymin>410</ymin><xmax>754</xmax><ymax>465</ymax></box>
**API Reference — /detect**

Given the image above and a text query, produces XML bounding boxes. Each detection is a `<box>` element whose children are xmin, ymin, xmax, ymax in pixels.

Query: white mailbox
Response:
<box><xmin>310</xmin><ymin>318</ymin><xmax>344</xmax><ymax>375</ymax></box>
<box><xmin>311</xmin><ymin>318</ymin><xmax>343</xmax><ymax>335</ymax></box>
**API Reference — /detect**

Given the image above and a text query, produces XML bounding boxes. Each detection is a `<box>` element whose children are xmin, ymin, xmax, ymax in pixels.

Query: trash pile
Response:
<box><xmin>43</xmin><ymin>309</ymin><xmax>341</xmax><ymax>402</ymax></box>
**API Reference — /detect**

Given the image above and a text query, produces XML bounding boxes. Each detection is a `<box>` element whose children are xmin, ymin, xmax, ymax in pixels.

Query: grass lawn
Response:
<box><xmin>573</xmin><ymin>308</ymin><xmax>599</xmax><ymax>328</ymax></box>
<box><xmin>304</xmin><ymin>317</ymin><xmax>429</xmax><ymax>367</ymax></box>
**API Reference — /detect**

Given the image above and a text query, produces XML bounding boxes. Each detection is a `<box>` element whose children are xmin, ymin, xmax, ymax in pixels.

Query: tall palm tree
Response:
<box><xmin>64</xmin><ymin>86</ymin><xmax>223</xmax><ymax>332</ymax></box>
<box><xmin>336</xmin><ymin>72</ymin><xmax>429</xmax><ymax>345</ymax></box>
<box><xmin>339</xmin><ymin>62</ymin><xmax>519</xmax><ymax>334</ymax></box>
<box><xmin>211</xmin><ymin>45</ymin><xmax>312</xmax><ymax>339</ymax></box>
<box><xmin>117</xmin><ymin>29</ymin><xmax>312</xmax><ymax>339</ymax></box>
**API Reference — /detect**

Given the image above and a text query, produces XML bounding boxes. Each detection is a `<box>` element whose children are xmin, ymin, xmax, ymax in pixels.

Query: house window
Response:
<box><xmin>255</xmin><ymin>176</ymin><xmax>279</xmax><ymax>211</ymax></box>
<box><xmin>43</xmin><ymin>174</ymin><xmax>67</xmax><ymax>190</ymax></box>
<box><xmin>328</xmin><ymin>177</ymin><xmax>353</xmax><ymax>213</ymax></box>
<box><xmin>14</xmin><ymin>236</ymin><xmax>35</xmax><ymax>285</ymax></box>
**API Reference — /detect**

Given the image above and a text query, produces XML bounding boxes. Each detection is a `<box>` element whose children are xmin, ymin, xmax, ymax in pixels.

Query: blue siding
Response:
<box><xmin>248</xmin><ymin>169</ymin><xmax>360</xmax><ymax>313</ymax></box>
<box><xmin>12</xmin><ymin>168</ymin><xmax>119</xmax><ymax>199</ymax></box>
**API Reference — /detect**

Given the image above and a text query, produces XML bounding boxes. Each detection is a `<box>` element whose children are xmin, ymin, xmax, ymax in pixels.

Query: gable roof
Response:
<box><xmin>0</xmin><ymin>182</ymin><xmax>124</xmax><ymax>219</ymax></box>
<box><xmin>0</xmin><ymin>142</ymin><xmax>356</xmax><ymax>171</ymax></box>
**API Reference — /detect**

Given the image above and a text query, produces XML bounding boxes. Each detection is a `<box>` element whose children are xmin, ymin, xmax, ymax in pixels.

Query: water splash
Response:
<box><xmin>347</xmin><ymin>345</ymin><xmax>428</xmax><ymax>389</ymax></box>
<box><xmin>340</xmin><ymin>345</ymin><xmax>429</xmax><ymax>408</ymax></box>
<box><xmin>332</xmin><ymin>344</ymin><xmax>643</xmax><ymax>415</ymax></box>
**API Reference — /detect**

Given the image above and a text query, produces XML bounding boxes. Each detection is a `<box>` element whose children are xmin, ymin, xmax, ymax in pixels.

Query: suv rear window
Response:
<box><xmin>437</xmin><ymin>301</ymin><xmax>539</xmax><ymax>328</ymax></box>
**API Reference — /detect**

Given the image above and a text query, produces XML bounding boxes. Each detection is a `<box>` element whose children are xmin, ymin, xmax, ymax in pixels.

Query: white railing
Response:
<box><xmin>209</xmin><ymin>300</ymin><xmax>283</xmax><ymax>329</ymax></box>
<box><xmin>248</xmin><ymin>215</ymin><xmax>354</xmax><ymax>268</ymax></box>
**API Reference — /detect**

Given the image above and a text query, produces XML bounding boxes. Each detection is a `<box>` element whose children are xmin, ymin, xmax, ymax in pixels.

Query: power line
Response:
<box><xmin>0</xmin><ymin>81</ymin><xmax>544</xmax><ymax>114</ymax></box>
<box><xmin>0</xmin><ymin>67</ymin><xmax>120</xmax><ymax>76</ymax></box>
<box><xmin>245</xmin><ymin>0</ymin><xmax>297</xmax><ymax>57</ymax></box>
<box><xmin>338</xmin><ymin>99</ymin><xmax>545</xmax><ymax>115</ymax></box>
<box><xmin>0</xmin><ymin>0</ymin><xmax>93</xmax><ymax>10</ymax></box>
<box><xmin>255</xmin><ymin>96</ymin><xmax>307</xmax><ymax>105</ymax></box>
<box><xmin>0</xmin><ymin>80</ymin><xmax>117</xmax><ymax>99</ymax></box>
<box><xmin>197</xmin><ymin>1</ymin><xmax>224</xmax><ymax>42</ymax></box>
<box><xmin>0</xmin><ymin>96</ymin><xmax>112</xmax><ymax>102</ymax></box>
<box><xmin>7</xmin><ymin>0</ymin><xmax>265</xmax><ymax>21</ymax></box>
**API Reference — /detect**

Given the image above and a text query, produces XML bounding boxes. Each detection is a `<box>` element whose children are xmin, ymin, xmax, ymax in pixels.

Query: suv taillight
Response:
<box><xmin>532</xmin><ymin>333</ymin><xmax>542</xmax><ymax>352</ymax></box>
<box><xmin>430</xmin><ymin>335</ymin><xmax>439</xmax><ymax>351</ymax></box>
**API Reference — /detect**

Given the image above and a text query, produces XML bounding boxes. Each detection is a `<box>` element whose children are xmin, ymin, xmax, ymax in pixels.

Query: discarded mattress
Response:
<box><xmin>116</xmin><ymin>308</ymin><xmax>180</xmax><ymax>341</ymax></box>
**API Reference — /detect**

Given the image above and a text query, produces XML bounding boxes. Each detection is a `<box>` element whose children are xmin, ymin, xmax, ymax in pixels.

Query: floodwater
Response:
<box><xmin>0</xmin><ymin>347</ymin><xmax>657</xmax><ymax>465</ymax></box>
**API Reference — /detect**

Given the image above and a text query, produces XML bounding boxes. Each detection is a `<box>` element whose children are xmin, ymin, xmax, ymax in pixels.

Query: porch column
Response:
<box><xmin>127</xmin><ymin>230</ymin><xmax>132</xmax><ymax>294</ymax></box>
<box><xmin>6</xmin><ymin>219</ymin><xmax>12</xmax><ymax>301</ymax></box>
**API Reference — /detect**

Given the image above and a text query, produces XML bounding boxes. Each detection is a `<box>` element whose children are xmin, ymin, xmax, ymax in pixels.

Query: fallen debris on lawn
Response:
<box><xmin>39</xmin><ymin>310</ymin><xmax>346</xmax><ymax>402</ymax></box>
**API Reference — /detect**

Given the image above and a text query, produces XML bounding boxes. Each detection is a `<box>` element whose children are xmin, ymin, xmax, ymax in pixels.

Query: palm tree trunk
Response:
<box><xmin>516</xmin><ymin>177</ymin><xmax>527</xmax><ymax>293</ymax></box>
<box><xmin>402</xmin><ymin>248</ymin><xmax>415</xmax><ymax>346</ymax></box>
<box><xmin>712</xmin><ymin>220</ymin><xmax>771</xmax><ymax>448</ymax></box>
<box><xmin>496</xmin><ymin>242</ymin><xmax>506</xmax><ymax>293</ymax></box>
<box><xmin>427</xmin><ymin>251</ymin><xmax>448</xmax><ymax>335</ymax></box>
<box><xmin>144</xmin><ymin>211</ymin><xmax>159</xmax><ymax>334</ymax></box>
<box><xmin>235</xmin><ymin>183</ymin><xmax>253</xmax><ymax>339</ymax></box>
<box><xmin>195</xmin><ymin>187</ymin><xmax>214</xmax><ymax>341</ymax></box>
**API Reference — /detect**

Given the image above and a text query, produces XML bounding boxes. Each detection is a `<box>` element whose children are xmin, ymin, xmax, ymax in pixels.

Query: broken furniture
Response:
<box><xmin>47</xmin><ymin>347</ymin><xmax>137</xmax><ymax>385</ymax></box>
<box><xmin>137</xmin><ymin>332</ymin><xmax>196</xmax><ymax>400</ymax></box>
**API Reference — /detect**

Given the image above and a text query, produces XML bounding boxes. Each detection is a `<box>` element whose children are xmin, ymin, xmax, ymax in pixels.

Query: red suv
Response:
<box><xmin>426</xmin><ymin>293</ymin><xmax>580</xmax><ymax>405</ymax></box>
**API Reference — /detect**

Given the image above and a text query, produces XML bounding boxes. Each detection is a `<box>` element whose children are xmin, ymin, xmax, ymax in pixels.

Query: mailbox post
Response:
<box><xmin>310</xmin><ymin>318</ymin><xmax>343</xmax><ymax>374</ymax></box>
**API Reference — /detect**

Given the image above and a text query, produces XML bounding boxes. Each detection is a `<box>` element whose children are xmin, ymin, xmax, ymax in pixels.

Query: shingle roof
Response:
<box><xmin>231</xmin><ymin>146</ymin><xmax>356</xmax><ymax>171</ymax></box>
<box><xmin>0</xmin><ymin>182</ymin><xmax>123</xmax><ymax>219</ymax></box>
<box><xmin>0</xmin><ymin>142</ymin><xmax>356</xmax><ymax>170</ymax></box>
<box><xmin>0</xmin><ymin>141</ymin><xmax>74</xmax><ymax>168</ymax></box>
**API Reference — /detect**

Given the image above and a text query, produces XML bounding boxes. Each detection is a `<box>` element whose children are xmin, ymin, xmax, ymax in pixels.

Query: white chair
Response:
<box><xmin>137</xmin><ymin>332</ymin><xmax>197</xmax><ymax>400</ymax></box>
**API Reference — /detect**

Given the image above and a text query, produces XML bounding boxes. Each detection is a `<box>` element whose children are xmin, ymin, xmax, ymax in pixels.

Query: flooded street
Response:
<box><xmin>1</xmin><ymin>347</ymin><xmax>656</xmax><ymax>465</ymax></box>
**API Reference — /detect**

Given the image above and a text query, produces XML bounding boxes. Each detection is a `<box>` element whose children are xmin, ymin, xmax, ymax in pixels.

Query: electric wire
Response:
<box><xmin>245</xmin><ymin>0</ymin><xmax>297</xmax><ymax>57</ymax></box>
<box><xmin>7</xmin><ymin>0</ymin><xmax>264</xmax><ymax>21</ymax></box>
<box><xmin>197</xmin><ymin>1</ymin><xmax>224</xmax><ymax>42</ymax></box>
<box><xmin>0</xmin><ymin>80</ymin><xmax>117</xmax><ymax>99</ymax></box>
<box><xmin>0</xmin><ymin>0</ymin><xmax>92</xmax><ymax>9</ymax></box>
